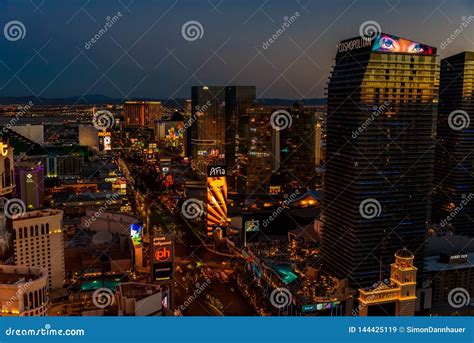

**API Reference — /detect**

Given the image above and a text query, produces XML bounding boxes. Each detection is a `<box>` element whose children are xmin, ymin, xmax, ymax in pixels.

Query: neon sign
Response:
<box><xmin>0</xmin><ymin>142</ymin><xmax>8</xmax><ymax>157</ymax></box>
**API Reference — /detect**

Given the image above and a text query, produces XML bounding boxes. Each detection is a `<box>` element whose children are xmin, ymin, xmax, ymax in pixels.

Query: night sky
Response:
<box><xmin>0</xmin><ymin>0</ymin><xmax>472</xmax><ymax>100</ymax></box>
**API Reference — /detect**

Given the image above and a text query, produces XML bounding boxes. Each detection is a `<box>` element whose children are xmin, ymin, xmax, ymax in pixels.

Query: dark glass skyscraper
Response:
<box><xmin>225</xmin><ymin>86</ymin><xmax>256</xmax><ymax>192</ymax></box>
<box><xmin>322</xmin><ymin>33</ymin><xmax>438</xmax><ymax>286</ymax></box>
<box><xmin>188</xmin><ymin>86</ymin><xmax>255</xmax><ymax>180</ymax></box>
<box><xmin>433</xmin><ymin>51</ymin><xmax>474</xmax><ymax>237</ymax></box>
<box><xmin>279</xmin><ymin>103</ymin><xmax>316</xmax><ymax>190</ymax></box>
<box><xmin>188</xmin><ymin>86</ymin><xmax>226</xmax><ymax>174</ymax></box>
<box><xmin>224</xmin><ymin>86</ymin><xmax>256</xmax><ymax>169</ymax></box>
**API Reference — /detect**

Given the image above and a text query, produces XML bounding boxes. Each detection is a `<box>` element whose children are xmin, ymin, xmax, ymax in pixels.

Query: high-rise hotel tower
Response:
<box><xmin>322</xmin><ymin>33</ymin><xmax>438</xmax><ymax>286</ymax></box>
<box><xmin>187</xmin><ymin>86</ymin><xmax>255</xmax><ymax>180</ymax></box>
<box><xmin>0</xmin><ymin>137</ymin><xmax>15</xmax><ymax>261</ymax></box>
<box><xmin>433</xmin><ymin>52</ymin><xmax>474</xmax><ymax>237</ymax></box>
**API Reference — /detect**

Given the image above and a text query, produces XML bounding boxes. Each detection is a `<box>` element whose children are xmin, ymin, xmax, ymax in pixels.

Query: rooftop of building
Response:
<box><xmin>13</xmin><ymin>209</ymin><xmax>63</xmax><ymax>221</ymax></box>
<box><xmin>117</xmin><ymin>282</ymin><xmax>161</xmax><ymax>302</ymax></box>
<box><xmin>124</xmin><ymin>101</ymin><xmax>161</xmax><ymax>105</ymax></box>
<box><xmin>395</xmin><ymin>247</ymin><xmax>414</xmax><ymax>259</ymax></box>
<box><xmin>0</xmin><ymin>128</ymin><xmax>92</xmax><ymax>157</ymax></box>
<box><xmin>0</xmin><ymin>265</ymin><xmax>45</xmax><ymax>284</ymax></box>
<box><xmin>360</xmin><ymin>279</ymin><xmax>398</xmax><ymax>293</ymax></box>
<box><xmin>425</xmin><ymin>252</ymin><xmax>474</xmax><ymax>272</ymax></box>
<box><xmin>14</xmin><ymin>160</ymin><xmax>44</xmax><ymax>170</ymax></box>
<box><xmin>442</xmin><ymin>51</ymin><xmax>474</xmax><ymax>61</ymax></box>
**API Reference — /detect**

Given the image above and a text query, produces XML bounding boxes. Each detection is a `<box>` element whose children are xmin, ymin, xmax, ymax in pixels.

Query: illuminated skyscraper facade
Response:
<box><xmin>224</xmin><ymin>86</ymin><xmax>256</xmax><ymax>178</ymax></box>
<box><xmin>123</xmin><ymin>101</ymin><xmax>162</xmax><ymax>128</ymax></box>
<box><xmin>0</xmin><ymin>138</ymin><xmax>15</xmax><ymax>261</ymax></box>
<box><xmin>432</xmin><ymin>52</ymin><xmax>474</xmax><ymax>237</ymax></box>
<box><xmin>188</xmin><ymin>86</ymin><xmax>226</xmax><ymax>174</ymax></box>
<box><xmin>13</xmin><ymin>210</ymin><xmax>65</xmax><ymax>290</ymax></box>
<box><xmin>241</xmin><ymin>107</ymin><xmax>275</xmax><ymax>194</ymax></box>
<box><xmin>188</xmin><ymin>86</ymin><xmax>255</xmax><ymax>179</ymax></box>
<box><xmin>279</xmin><ymin>104</ymin><xmax>316</xmax><ymax>190</ymax></box>
<box><xmin>15</xmin><ymin>161</ymin><xmax>45</xmax><ymax>210</ymax></box>
<box><xmin>322</xmin><ymin>33</ymin><xmax>438</xmax><ymax>286</ymax></box>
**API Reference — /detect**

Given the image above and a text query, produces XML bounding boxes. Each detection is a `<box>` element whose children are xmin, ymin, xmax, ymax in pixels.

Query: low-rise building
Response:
<box><xmin>0</xmin><ymin>265</ymin><xmax>48</xmax><ymax>316</ymax></box>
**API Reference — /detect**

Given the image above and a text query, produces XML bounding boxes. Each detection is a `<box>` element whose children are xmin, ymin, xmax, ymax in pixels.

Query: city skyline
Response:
<box><xmin>0</xmin><ymin>0</ymin><xmax>472</xmax><ymax>100</ymax></box>
<box><xmin>0</xmin><ymin>0</ymin><xmax>473</xmax><ymax>332</ymax></box>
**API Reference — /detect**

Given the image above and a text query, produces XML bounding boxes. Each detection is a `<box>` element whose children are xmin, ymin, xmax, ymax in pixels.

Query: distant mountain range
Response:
<box><xmin>0</xmin><ymin>95</ymin><xmax>326</xmax><ymax>107</ymax></box>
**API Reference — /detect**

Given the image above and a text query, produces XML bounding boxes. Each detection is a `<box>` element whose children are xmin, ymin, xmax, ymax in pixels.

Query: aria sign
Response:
<box><xmin>207</xmin><ymin>165</ymin><xmax>226</xmax><ymax>177</ymax></box>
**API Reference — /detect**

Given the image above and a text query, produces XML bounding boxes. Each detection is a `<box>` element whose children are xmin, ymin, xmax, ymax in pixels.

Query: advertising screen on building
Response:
<box><xmin>242</xmin><ymin>214</ymin><xmax>260</xmax><ymax>245</ymax></box>
<box><xmin>336</xmin><ymin>33</ymin><xmax>436</xmax><ymax>57</ymax></box>
<box><xmin>103</xmin><ymin>135</ymin><xmax>112</xmax><ymax>151</ymax></box>
<box><xmin>245</xmin><ymin>219</ymin><xmax>260</xmax><ymax>232</ymax></box>
<box><xmin>206</xmin><ymin>165</ymin><xmax>228</xmax><ymax>237</ymax></box>
<box><xmin>372</xmin><ymin>33</ymin><xmax>436</xmax><ymax>55</ymax></box>
<box><xmin>151</xmin><ymin>235</ymin><xmax>174</xmax><ymax>281</ymax></box>
<box><xmin>130</xmin><ymin>223</ymin><xmax>143</xmax><ymax>246</ymax></box>
<box><xmin>98</xmin><ymin>131</ymin><xmax>112</xmax><ymax>151</ymax></box>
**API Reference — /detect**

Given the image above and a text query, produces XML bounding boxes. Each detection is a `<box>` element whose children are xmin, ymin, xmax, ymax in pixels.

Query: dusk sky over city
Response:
<box><xmin>0</xmin><ymin>0</ymin><xmax>474</xmax><ymax>341</ymax></box>
<box><xmin>0</xmin><ymin>0</ymin><xmax>472</xmax><ymax>99</ymax></box>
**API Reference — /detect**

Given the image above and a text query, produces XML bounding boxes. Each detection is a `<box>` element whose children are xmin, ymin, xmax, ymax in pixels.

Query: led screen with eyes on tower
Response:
<box><xmin>372</xmin><ymin>33</ymin><xmax>436</xmax><ymax>55</ymax></box>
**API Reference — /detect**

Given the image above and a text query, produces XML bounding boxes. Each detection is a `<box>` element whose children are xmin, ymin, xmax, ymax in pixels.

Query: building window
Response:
<box><xmin>4</xmin><ymin>158</ymin><xmax>11</xmax><ymax>187</ymax></box>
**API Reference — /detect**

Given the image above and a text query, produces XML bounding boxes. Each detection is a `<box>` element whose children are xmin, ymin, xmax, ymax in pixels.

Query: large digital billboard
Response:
<box><xmin>245</xmin><ymin>219</ymin><xmax>260</xmax><ymax>233</ymax></box>
<box><xmin>98</xmin><ymin>131</ymin><xmax>112</xmax><ymax>151</ymax></box>
<box><xmin>206</xmin><ymin>165</ymin><xmax>228</xmax><ymax>237</ymax></box>
<box><xmin>336</xmin><ymin>33</ymin><xmax>436</xmax><ymax>57</ymax></box>
<box><xmin>372</xmin><ymin>33</ymin><xmax>435</xmax><ymax>55</ymax></box>
<box><xmin>130</xmin><ymin>223</ymin><xmax>143</xmax><ymax>246</ymax></box>
<box><xmin>151</xmin><ymin>235</ymin><xmax>174</xmax><ymax>282</ymax></box>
